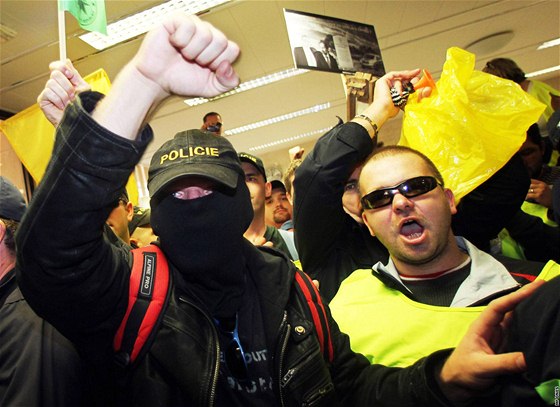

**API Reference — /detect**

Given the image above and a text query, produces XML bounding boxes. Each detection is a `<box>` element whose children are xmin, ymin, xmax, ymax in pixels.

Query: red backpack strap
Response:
<box><xmin>294</xmin><ymin>269</ymin><xmax>334</xmax><ymax>363</ymax></box>
<box><xmin>114</xmin><ymin>244</ymin><xmax>170</xmax><ymax>366</ymax></box>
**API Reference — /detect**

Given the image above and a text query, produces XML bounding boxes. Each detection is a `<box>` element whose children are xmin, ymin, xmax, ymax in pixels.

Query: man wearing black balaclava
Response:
<box><xmin>16</xmin><ymin>11</ymin><xmax>548</xmax><ymax>407</ymax></box>
<box><xmin>149</xmin><ymin>131</ymin><xmax>253</xmax><ymax>318</ymax></box>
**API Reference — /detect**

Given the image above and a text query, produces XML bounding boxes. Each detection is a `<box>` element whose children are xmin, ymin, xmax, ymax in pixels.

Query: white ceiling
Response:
<box><xmin>1</xmin><ymin>0</ymin><xmax>559</xmax><ymax>171</ymax></box>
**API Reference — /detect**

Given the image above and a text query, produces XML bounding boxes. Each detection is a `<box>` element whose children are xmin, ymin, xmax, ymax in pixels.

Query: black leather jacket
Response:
<box><xmin>0</xmin><ymin>270</ymin><xmax>87</xmax><ymax>406</ymax></box>
<box><xmin>17</xmin><ymin>96</ymin><xmax>450</xmax><ymax>407</ymax></box>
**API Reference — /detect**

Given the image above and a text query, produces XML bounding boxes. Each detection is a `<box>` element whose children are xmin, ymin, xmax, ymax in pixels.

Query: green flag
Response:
<box><xmin>59</xmin><ymin>0</ymin><xmax>107</xmax><ymax>35</ymax></box>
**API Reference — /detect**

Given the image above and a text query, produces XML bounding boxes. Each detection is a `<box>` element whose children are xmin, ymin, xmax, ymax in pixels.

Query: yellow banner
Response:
<box><xmin>0</xmin><ymin>68</ymin><xmax>138</xmax><ymax>204</ymax></box>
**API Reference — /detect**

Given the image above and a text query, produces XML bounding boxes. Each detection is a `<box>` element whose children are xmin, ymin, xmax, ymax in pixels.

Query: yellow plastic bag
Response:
<box><xmin>399</xmin><ymin>47</ymin><xmax>545</xmax><ymax>201</ymax></box>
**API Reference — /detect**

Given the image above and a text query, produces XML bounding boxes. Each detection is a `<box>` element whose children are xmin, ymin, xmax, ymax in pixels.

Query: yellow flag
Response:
<box><xmin>0</xmin><ymin>68</ymin><xmax>138</xmax><ymax>204</ymax></box>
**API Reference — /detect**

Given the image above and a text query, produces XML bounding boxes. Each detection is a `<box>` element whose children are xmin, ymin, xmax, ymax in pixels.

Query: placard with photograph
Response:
<box><xmin>284</xmin><ymin>9</ymin><xmax>385</xmax><ymax>76</ymax></box>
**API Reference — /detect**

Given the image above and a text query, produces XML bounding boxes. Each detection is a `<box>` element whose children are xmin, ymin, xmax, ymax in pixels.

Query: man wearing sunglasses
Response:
<box><xmin>16</xmin><ymin>12</ymin><xmax>551</xmax><ymax>407</ymax></box>
<box><xmin>330</xmin><ymin>144</ymin><xmax>559</xmax><ymax>404</ymax></box>
<box><xmin>201</xmin><ymin>111</ymin><xmax>223</xmax><ymax>136</ymax></box>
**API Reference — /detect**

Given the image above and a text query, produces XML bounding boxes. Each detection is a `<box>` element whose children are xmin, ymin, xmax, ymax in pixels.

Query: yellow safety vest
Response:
<box><xmin>330</xmin><ymin>261</ymin><xmax>559</xmax><ymax>367</ymax></box>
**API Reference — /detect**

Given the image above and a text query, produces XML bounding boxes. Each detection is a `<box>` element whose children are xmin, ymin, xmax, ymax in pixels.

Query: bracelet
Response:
<box><xmin>355</xmin><ymin>114</ymin><xmax>379</xmax><ymax>138</ymax></box>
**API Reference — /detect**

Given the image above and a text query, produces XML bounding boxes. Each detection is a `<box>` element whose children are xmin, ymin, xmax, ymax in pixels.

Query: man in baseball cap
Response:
<box><xmin>237</xmin><ymin>152</ymin><xmax>294</xmax><ymax>259</ymax></box>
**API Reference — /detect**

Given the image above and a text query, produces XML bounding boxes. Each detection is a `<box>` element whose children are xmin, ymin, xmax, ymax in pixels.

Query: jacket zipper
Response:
<box><xmin>178</xmin><ymin>295</ymin><xmax>220</xmax><ymax>407</ymax></box>
<box><xmin>276</xmin><ymin>311</ymin><xmax>290</xmax><ymax>407</ymax></box>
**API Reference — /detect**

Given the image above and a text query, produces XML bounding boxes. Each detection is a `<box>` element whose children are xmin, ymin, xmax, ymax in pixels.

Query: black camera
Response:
<box><xmin>207</xmin><ymin>122</ymin><xmax>222</xmax><ymax>133</ymax></box>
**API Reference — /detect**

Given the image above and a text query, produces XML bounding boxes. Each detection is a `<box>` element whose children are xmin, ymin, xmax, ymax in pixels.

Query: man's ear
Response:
<box><xmin>444</xmin><ymin>188</ymin><xmax>458</xmax><ymax>215</ymax></box>
<box><xmin>126</xmin><ymin>202</ymin><xmax>134</xmax><ymax>222</ymax></box>
<box><xmin>265</xmin><ymin>181</ymin><xmax>272</xmax><ymax>198</ymax></box>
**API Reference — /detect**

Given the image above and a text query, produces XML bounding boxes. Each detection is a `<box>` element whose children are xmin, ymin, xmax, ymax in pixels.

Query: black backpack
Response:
<box><xmin>114</xmin><ymin>244</ymin><xmax>333</xmax><ymax>367</ymax></box>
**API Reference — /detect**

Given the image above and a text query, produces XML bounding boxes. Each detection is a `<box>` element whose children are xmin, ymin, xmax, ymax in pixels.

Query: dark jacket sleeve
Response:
<box><xmin>452</xmin><ymin>153</ymin><xmax>530</xmax><ymax>252</ymax></box>
<box><xmin>505</xmin><ymin>210</ymin><xmax>560</xmax><ymax>262</ymax></box>
<box><xmin>16</xmin><ymin>95</ymin><xmax>152</xmax><ymax>354</ymax></box>
<box><xmin>293</xmin><ymin>121</ymin><xmax>387</xmax><ymax>300</ymax></box>
<box><xmin>500</xmin><ymin>275</ymin><xmax>560</xmax><ymax>406</ymax></box>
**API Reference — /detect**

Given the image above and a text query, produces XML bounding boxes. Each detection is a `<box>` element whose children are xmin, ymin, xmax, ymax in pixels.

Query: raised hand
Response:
<box><xmin>527</xmin><ymin>179</ymin><xmax>553</xmax><ymax>208</ymax></box>
<box><xmin>130</xmin><ymin>14</ymin><xmax>240</xmax><ymax>101</ymax></box>
<box><xmin>37</xmin><ymin>59</ymin><xmax>90</xmax><ymax>126</ymax></box>
<box><xmin>437</xmin><ymin>279</ymin><xmax>546</xmax><ymax>403</ymax></box>
<box><xmin>355</xmin><ymin>69</ymin><xmax>433</xmax><ymax>134</ymax></box>
<box><xmin>92</xmin><ymin>13</ymin><xmax>241</xmax><ymax>140</ymax></box>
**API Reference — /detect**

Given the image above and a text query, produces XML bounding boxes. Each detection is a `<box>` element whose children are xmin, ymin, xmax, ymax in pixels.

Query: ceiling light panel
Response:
<box><xmin>249</xmin><ymin>127</ymin><xmax>332</xmax><ymax>152</ymax></box>
<box><xmin>537</xmin><ymin>38</ymin><xmax>560</xmax><ymax>50</ymax></box>
<box><xmin>526</xmin><ymin>65</ymin><xmax>560</xmax><ymax>78</ymax></box>
<box><xmin>79</xmin><ymin>0</ymin><xmax>230</xmax><ymax>50</ymax></box>
<box><xmin>184</xmin><ymin>68</ymin><xmax>308</xmax><ymax>106</ymax></box>
<box><xmin>224</xmin><ymin>103</ymin><xmax>331</xmax><ymax>136</ymax></box>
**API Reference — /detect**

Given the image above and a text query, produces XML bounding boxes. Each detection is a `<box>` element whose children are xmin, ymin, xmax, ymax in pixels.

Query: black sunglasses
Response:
<box><xmin>215</xmin><ymin>315</ymin><xmax>248</xmax><ymax>381</ymax></box>
<box><xmin>361</xmin><ymin>176</ymin><xmax>442</xmax><ymax>210</ymax></box>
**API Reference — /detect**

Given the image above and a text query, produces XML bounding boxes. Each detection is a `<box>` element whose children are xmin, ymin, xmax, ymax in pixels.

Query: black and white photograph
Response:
<box><xmin>284</xmin><ymin>8</ymin><xmax>385</xmax><ymax>76</ymax></box>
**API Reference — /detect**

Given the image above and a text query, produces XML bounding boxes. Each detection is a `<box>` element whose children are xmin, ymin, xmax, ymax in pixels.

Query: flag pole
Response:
<box><xmin>58</xmin><ymin>8</ymin><xmax>67</xmax><ymax>61</ymax></box>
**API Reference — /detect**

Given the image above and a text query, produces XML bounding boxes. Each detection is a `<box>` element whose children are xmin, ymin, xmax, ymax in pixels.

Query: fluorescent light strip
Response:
<box><xmin>249</xmin><ymin>127</ymin><xmax>332</xmax><ymax>152</ymax></box>
<box><xmin>184</xmin><ymin>68</ymin><xmax>308</xmax><ymax>106</ymax></box>
<box><xmin>224</xmin><ymin>103</ymin><xmax>331</xmax><ymax>136</ymax></box>
<box><xmin>537</xmin><ymin>38</ymin><xmax>560</xmax><ymax>50</ymax></box>
<box><xmin>79</xmin><ymin>0</ymin><xmax>230</xmax><ymax>50</ymax></box>
<box><xmin>526</xmin><ymin>65</ymin><xmax>560</xmax><ymax>78</ymax></box>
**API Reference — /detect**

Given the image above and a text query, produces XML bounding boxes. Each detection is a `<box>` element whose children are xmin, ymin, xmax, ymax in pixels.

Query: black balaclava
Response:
<box><xmin>150</xmin><ymin>175</ymin><xmax>253</xmax><ymax>318</ymax></box>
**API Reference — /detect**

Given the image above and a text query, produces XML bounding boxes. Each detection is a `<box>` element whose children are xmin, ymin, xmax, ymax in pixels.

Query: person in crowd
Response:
<box><xmin>16</xmin><ymin>13</ymin><xmax>545</xmax><ymax>406</ymax></box>
<box><xmin>0</xmin><ymin>176</ymin><xmax>87</xmax><ymax>406</ymax></box>
<box><xmin>265</xmin><ymin>179</ymin><xmax>293</xmax><ymax>231</ymax></box>
<box><xmin>265</xmin><ymin>178</ymin><xmax>298</xmax><ymax>260</ymax></box>
<box><xmin>238</xmin><ymin>152</ymin><xmax>295</xmax><ymax>260</ymax></box>
<box><xmin>106</xmin><ymin>188</ymin><xmax>134</xmax><ymax>244</ymax></box>
<box><xmin>483</xmin><ymin>57</ymin><xmax>560</xmax><ymax>164</ymax></box>
<box><xmin>498</xmin><ymin>123</ymin><xmax>560</xmax><ymax>262</ymax></box>
<box><xmin>201</xmin><ymin>111</ymin><xmax>223</xmax><ymax>136</ymax></box>
<box><xmin>128</xmin><ymin>206</ymin><xmax>157</xmax><ymax>248</ymax></box>
<box><xmin>329</xmin><ymin>145</ymin><xmax>558</xmax><ymax>366</ymax></box>
<box><xmin>519</xmin><ymin>123</ymin><xmax>560</xmax><ymax>220</ymax></box>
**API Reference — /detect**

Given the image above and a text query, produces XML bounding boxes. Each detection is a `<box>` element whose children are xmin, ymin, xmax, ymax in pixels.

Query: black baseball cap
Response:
<box><xmin>270</xmin><ymin>179</ymin><xmax>286</xmax><ymax>193</ymax></box>
<box><xmin>238</xmin><ymin>152</ymin><xmax>267</xmax><ymax>181</ymax></box>
<box><xmin>0</xmin><ymin>176</ymin><xmax>27</xmax><ymax>222</ymax></box>
<box><xmin>148</xmin><ymin>130</ymin><xmax>244</xmax><ymax>198</ymax></box>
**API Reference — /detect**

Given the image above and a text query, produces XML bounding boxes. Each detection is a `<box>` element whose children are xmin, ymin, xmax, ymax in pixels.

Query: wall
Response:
<box><xmin>0</xmin><ymin>129</ymin><xmax>26</xmax><ymax>201</ymax></box>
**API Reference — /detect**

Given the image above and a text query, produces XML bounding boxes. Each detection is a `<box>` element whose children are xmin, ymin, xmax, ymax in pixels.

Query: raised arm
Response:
<box><xmin>92</xmin><ymin>14</ymin><xmax>239</xmax><ymax>140</ymax></box>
